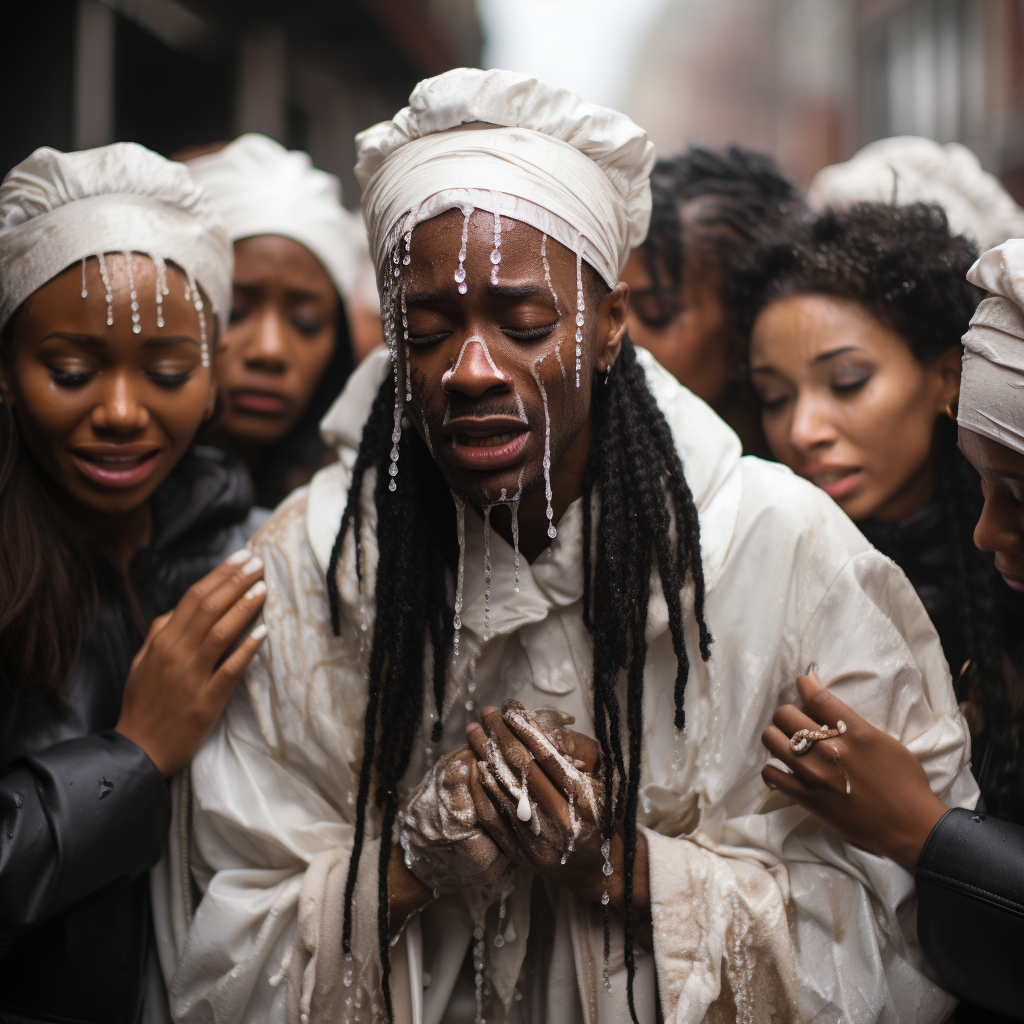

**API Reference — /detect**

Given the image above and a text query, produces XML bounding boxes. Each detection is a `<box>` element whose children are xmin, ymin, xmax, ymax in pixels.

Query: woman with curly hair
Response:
<box><xmin>747</xmin><ymin>202</ymin><xmax>1023</xmax><ymax>831</ymax></box>
<box><xmin>755</xmin><ymin>232</ymin><xmax>1024</xmax><ymax>1022</ymax></box>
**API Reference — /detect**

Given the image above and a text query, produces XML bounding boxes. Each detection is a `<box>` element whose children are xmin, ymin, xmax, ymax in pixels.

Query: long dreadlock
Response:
<box><xmin>327</xmin><ymin>334</ymin><xmax>711</xmax><ymax>1022</ymax></box>
<box><xmin>742</xmin><ymin>200</ymin><xmax>1023</xmax><ymax>822</ymax></box>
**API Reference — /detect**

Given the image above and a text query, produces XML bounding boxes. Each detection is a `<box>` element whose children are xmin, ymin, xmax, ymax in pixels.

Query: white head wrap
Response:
<box><xmin>355</xmin><ymin>67</ymin><xmax>655</xmax><ymax>288</ymax></box>
<box><xmin>808</xmin><ymin>136</ymin><xmax>1024</xmax><ymax>253</ymax></box>
<box><xmin>958</xmin><ymin>239</ymin><xmax>1024</xmax><ymax>455</ymax></box>
<box><xmin>0</xmin><ymin>142</ymin><xmax>231</xmax><ymax>335</ymax></box>
<box><xmin>186</xmin><ymin>134</ymin><xmax>366</xmax><ymax>306</ymax></box>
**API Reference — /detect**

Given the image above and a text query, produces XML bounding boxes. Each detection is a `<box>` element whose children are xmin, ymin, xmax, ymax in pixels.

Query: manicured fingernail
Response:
<box><xmin>806</xmin><ymin>662</ymin><xmax>819</xmax><ymax>677</ymax></box>
<box><xmin>245</xmin><ymin>581</ymin><xmax>266</xmax><ymax>600</ymax></box>
<box><xmin>765</xmin><ymin>779</ymin><xmax>777</xmax><ymax>790</ymax></box>
<box><xmin>250</xmin><ymin>623</ymin><xmax>268</xmax><ymax>642</ymax></box>
<box><xmin>242</xmin><ymin>556</ymin><xmax>263</xmax><ymax>575</ymax></box>
<box><xmin>466</xmin><ymin>722</ymin><xmax>481</xmax><ymax>732</ymax></box>
<box><xmin>226</xmin><ymin>548</ymin><xmax>250</xmax><ymax>565</ymax></box>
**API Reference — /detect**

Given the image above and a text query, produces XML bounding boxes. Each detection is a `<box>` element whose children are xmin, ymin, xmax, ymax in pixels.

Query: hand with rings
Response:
<box><xmin>761</xmin><ymin>666</ymin><xmax>950</xmax><ymax>871</ymax></box>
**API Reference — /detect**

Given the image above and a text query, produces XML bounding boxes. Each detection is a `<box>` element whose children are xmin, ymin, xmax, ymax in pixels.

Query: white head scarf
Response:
<box><xmin>958</xmin><ymin>239</ymin><xmax>1024</xmax><ymax>455</ymax></box>
<box><xmin>186</xmin><ymin>134</ymin><xmax>366</xmax><ymax>307</ymax></box>
<box><xmin>355</xmin><ymin>67</ymin><xmax>656</xmax><ymax>289</ymax></box>
<box><xmin>808</xmin><ymin>136</ymin><xmax>1024</xmax><ymax>253</ymax></box>
<box><xmin>0</xmin><ymin>142</ymin><xmax>232</xmax><ymax>335</ymax></box>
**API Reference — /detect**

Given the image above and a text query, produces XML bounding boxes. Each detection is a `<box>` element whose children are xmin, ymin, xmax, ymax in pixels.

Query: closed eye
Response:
<box><xmin>502</xmin><ymin>322</ymin><xmax>558</xmax><ymax>342</ymax></box>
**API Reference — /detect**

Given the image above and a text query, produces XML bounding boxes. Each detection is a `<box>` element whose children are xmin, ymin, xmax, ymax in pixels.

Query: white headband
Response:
<box><xmin>958</xmin><ymin>241</ymin><xmax>1024</xmax><ymax>455</ymax></box>
<box><xmin>186</xmin><ymin>134</ymin><xmax>366</xmax><ymax>306</ymax></box>
<box><xmin>355</xmin><ymin>68</ymin><xmax>655</xmax><ymax>289</ymax></box>
<box><xmin>0</xmin><ymin>143</ymin><xmax>231</xmax><ymax>337</ymax></box>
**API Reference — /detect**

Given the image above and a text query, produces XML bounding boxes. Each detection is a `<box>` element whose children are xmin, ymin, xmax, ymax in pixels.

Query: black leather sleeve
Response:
<box><xmin>916</xmin><ymin>807</ymin><xmax>1024</xmax><ymax>1018</ymax></box>
<box><xmin>0</xmin><ymin>730</ymin><xmax>170</xmax><ymax>950</ymax></box>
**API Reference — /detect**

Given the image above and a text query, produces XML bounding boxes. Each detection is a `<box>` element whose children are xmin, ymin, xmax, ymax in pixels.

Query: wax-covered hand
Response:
<box><xmin>115</xmin><ymin>549</ymin><xmax>267</xmax><ymax>777</ymax></box>
<box><xmin>467</xmin><ymin>700</ymin><xmax>648</xmax><ymax>917</ymax></box>
<box><xmin>761</xmin><ymin>671</ymin><xmax>949</xmax><ymax>870</ymax></box>
<box><xmin>397</xmin><ymin>745</ymin><xmax>509</xmax><ymax>895</ymax></box>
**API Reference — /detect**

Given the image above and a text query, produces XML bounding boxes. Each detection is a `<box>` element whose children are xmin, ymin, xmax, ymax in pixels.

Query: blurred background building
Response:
<box><xmin>4</xmin><ymin>0</ymin><xmax>1024</xmax><ymax>203</ymax></box>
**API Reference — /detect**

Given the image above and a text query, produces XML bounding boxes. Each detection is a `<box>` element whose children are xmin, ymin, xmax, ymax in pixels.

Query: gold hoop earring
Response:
<box><xmin>945</xmin><ymin>401</ymin><xmax>956</xmax><ymax>421</ymax></box>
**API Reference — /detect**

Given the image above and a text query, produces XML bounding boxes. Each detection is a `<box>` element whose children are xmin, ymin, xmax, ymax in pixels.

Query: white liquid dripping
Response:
<box><xmin>186</xmin><ymin>270</ymin><xmax>209</xmax><ymax>367</ymax></box>
<box><xmin>490</xmin><ymin>211</ymin><xmax>502</xmax><ymax>285</ymax></box>
<box><xmin>482</xmin><ymin>504</ymin><xmax>492</xmax><ymax>640</ymax></box>
<box><xmin>540</xmin><ymin>234</ymin><xmax>568</xmax><ymax>389</ymax></box>
<box><xmin>80</xmin><ymin>258</ymin><xmax>88</xmax><ymax>299</ymax></box>
<box><xmin>530</xmin><ymin>353</ymin><xmax>556</xmax><ymax>539</ymax></box>
<box><xmin>97</xmin><ymin>252</ymin><xmax>114</xmax><ymax>327</ymax></box>
<box><xmin>123</xmin><ymin>252</ymin><xmax>141</xmax><ymax>335</ymax></box>
<box><xmin>153</xmin><ymin>254</ymin><xmax>168</xmax><ymax>329</ymax></box>
<box><xmin>455</xmin><ymin>205</ymin><xmax>472</xmax><ymax>294</ymax></box>
<box><xmin>575</xmin><ymin>243</ymin><xmax>585</xmax><ymax>388</ymax></box>
<box><xmin>516</xmin><ymin>770</ymin><xmax>531</xmax><ymax>821</ymax></box>
<box><xmin>453</xmin><ymin>494</ymin><xmax>466</xmax><ymax>658</ymax></box>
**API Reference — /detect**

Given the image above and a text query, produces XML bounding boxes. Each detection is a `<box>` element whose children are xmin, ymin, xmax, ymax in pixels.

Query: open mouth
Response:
<box><xmin>803</xmin><ymin>467</ymin><xmax>863</xmax><ymax>500</ymax></box>
<box><xmin>71</xmin><ymin>446</ymin><xmax>162</xmax><ymax>488</ymax></box>
<box><xmin>443</xmin><ymin>416</ymin><xmax>531</xmax><ymax>471</ymax></box>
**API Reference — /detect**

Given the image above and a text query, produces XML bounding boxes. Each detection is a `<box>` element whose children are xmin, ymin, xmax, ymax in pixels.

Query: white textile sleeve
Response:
<box><xmin>646</xmin><ymin>552</ymin><xmax>978</xmax><ymax>1024</ymax></box>
<box><xmin>169</xmin><ymin>491</ymin><xmax>412</xmax><ymax>1024</ymax></box>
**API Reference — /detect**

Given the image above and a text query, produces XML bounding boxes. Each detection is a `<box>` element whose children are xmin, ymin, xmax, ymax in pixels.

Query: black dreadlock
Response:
<box><xmin>744</xmin><ymin>200</ymin><xmax>1022</xmax><ymax>821</ymax></box>
<box><xmin>327</xmin><ymin>336</ymin><xmax>711</xmax><ymax>1022</ymax></box>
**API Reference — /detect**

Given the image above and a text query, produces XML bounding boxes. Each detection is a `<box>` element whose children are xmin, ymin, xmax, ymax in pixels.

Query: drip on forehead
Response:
<box><xmin>375</xmin><ymin>189</ymin><xmax>614</xmax><ymax>289</ymax></box>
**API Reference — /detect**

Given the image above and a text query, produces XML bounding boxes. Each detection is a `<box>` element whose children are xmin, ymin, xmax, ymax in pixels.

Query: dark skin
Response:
<box><xmin>759</xmin><ymin>428</ymin><xmax>1024</xmax><ymax>870</ymax></box>
<box><xmin>385</xmin><ymin>209</ymin><xmax>643</xmax><ymax>931</ymax></box>
<box><xmin>211</xmin><ymin>235</ymin><xmax>339</xmax><ymax>464</ymax></box>
<box><xmin>0</xmin><ymin>255</ymin><xmax>267</xmax><ymax>777</ymax></box>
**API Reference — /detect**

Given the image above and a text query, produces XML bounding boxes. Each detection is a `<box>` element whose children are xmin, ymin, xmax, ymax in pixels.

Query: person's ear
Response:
<box><xmin>595</xmin><ymin>281</ymin><xmax>629</xmax><ymax>375</ymax></box>
<box><xmin>934</xmin><ymin>345</ymin><xmax>963</xmax><ymax>417</ymax></box>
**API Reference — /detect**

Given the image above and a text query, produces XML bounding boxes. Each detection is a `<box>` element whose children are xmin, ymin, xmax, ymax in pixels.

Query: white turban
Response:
<box><xmin>808</xmin><ymin>136</ymin><xmax>1024</xmax><ymax>253</ymax></box>
<box><xmin>958</xmin><ymin>239</ymin><xmax>1024</xmax><ymax>455</ymax></box>
<box><xmin>0</xmin><ymin>142</ymin><xmax>232</xmax><ymax>334</ymax></box>
<box><xmin>186</xmin><ymin>134</ymin><xmax>366</xmax><ymax>307</ymax></box>
<box><xmin>355</xmin><ymin>67</ymin><xmax>655</xmax><ymax>288</ymax></box>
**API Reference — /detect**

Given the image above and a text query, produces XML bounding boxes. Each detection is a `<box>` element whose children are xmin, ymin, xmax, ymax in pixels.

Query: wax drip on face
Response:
<box><xmin>511</xmin><ymin>467</ymin><xmax>523</xmax><ymax>593</ymax></box>
<box><xmin>540</xmin><ymin>234</ymin><xmax>568</xmax><ymax>389</ymax></box>
<box><xmin>153</xmin><ymin>255</ymin><xmax>168</xmax><ymax>329</ymax></box>
<box><xmin>453</xmin><ymin>493</ymin><xmax>466</xmax><ymax>659</ymax></box>
<box><xmin>442</xmin><ymin>333</ymin><xmax>506</xmax><ymax>387</ymax></box>
<box><xmin>80</xmin><ymin>258</ymin><xmax>88</xmax><ymax>300</ymax></box>
<box><xmin>530</xmin><ymin>352</ymin><xmax>557</xmax><ymax>540</ymax></box>
<box><xmin>490</xmin><ymin>211</ymin><xmax>502</xmax><ymax>285</ymax></box>
<box><xmin>455</xmin><ymin>205</ymin><xmax>472</xmax><ymax>294</ymax></box>
<box><xmin>385</xmin><ymin>243</ymin><xmax>403</xmax><ymax>492</ymax></box>
<box><xmin>186</xmin><ymin>270</ymin><xmax>209</xmax><ymax>368</ymax></box>
<box><xmin>97</xmin><ymin>253</ymin><xmax>114</xmax><ymax>327</ymax></box>
<box><xmin>575</xmin><ymin>242</ymin><xmax>585</xmax><ymax>388</ymax></box>
<box><xmin>402</xmin><ymin>231</ymin><xmax>413</xmax><ymax>402</ymax></box>
<box><xmin>482</xmin><ymin>504</ymin><xmax>492</xmax><ymax>641</ymax></box>
<box><xmin>124</xmin><ymin>252</ymin><xmax>141</xmax><ymax>335</ymax></box>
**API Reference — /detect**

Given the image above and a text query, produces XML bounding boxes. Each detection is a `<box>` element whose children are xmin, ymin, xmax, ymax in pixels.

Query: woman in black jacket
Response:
<box><xmin>0</xmin><ymin>143</ymin><xmax>268</xmax><ymax>1023</ymax></box>
<box><xmin>760</xmin><ymin>237</ymin><xmax>1024</xmax><ymax>1021</ymax></box>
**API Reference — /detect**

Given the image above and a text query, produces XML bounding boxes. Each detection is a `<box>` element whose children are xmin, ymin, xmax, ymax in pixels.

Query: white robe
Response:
<box><xmin>170</xmin><ymin>347</ymin><xmax>977</xmax><ymax>1024</ymax></box>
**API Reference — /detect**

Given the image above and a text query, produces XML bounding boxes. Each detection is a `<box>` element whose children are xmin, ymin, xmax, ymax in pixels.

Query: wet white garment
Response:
<box><xmin>171</xmin><ymin>347</ymin><xmax>977</xmax><ymax>1024</ymax></box>
<box><xmin>186</xmin><ymin>134</ymin><xmax>367</xmax><ymax>308</ymax></box>
<box><xmin>0</xmin><ymin>142</ymin><xmax>232</xmax><ymax>333</ymax></box>
<box><xmin>958</xmin><ymin>239</ymin><xmax>1024</xmax><ymax>456</ymax></box>
<box><xmin>356</xmin><ymin>68</ymin><xmax>655</xmax><ymax>287</ymax></box>
<box><xmin>807</xmin><ymin>135</ymin><xmax>1024</xmax><ymax>253</ymax></box>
